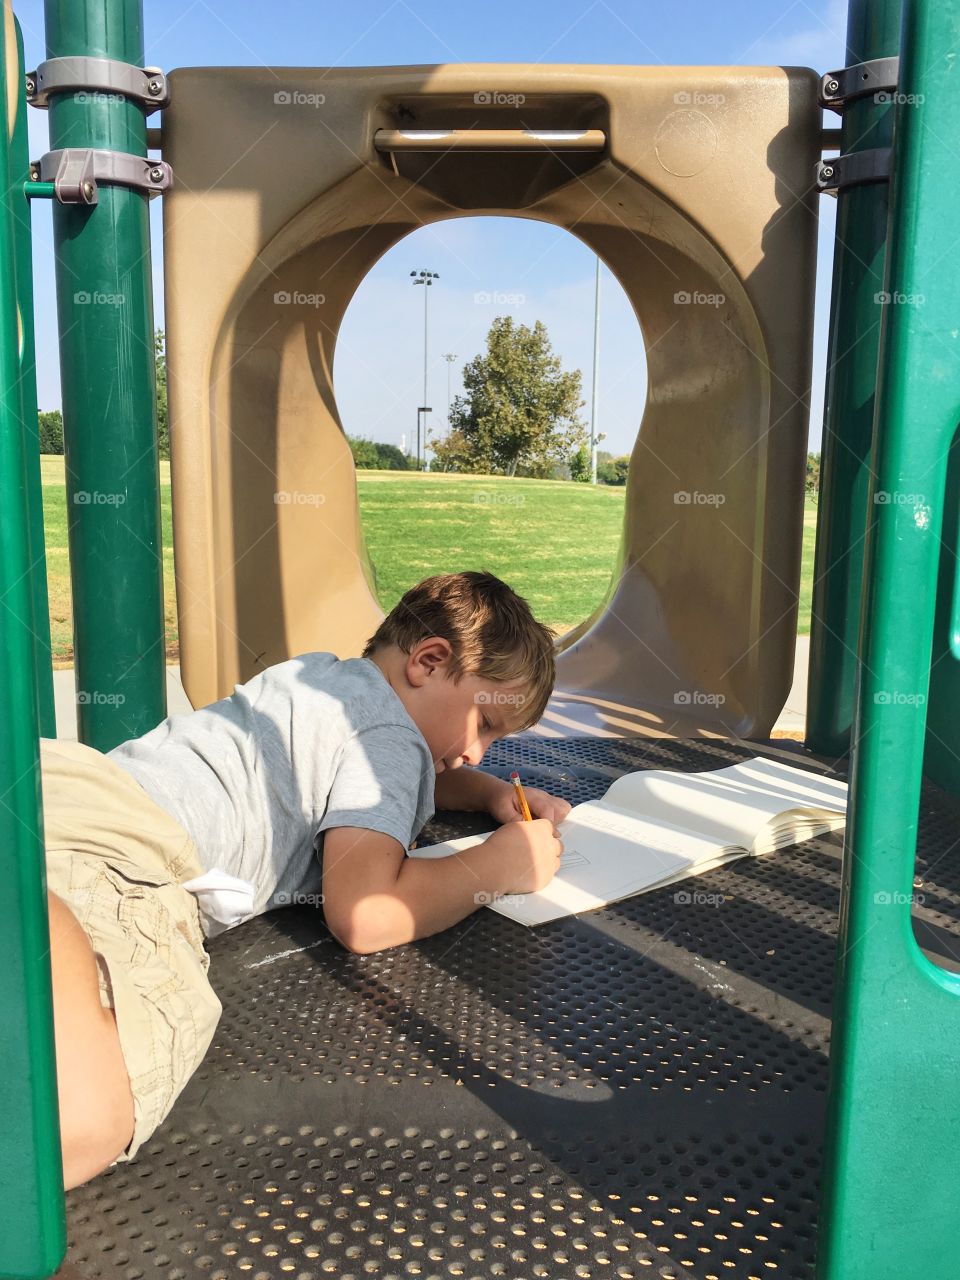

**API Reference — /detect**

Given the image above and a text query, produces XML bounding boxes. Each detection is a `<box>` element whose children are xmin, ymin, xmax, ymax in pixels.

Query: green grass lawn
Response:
<box><xmin>355</xmin><ymin>472</ymin><xmax>626</xmax><ymax>633</ymax></box>
<box><xmin>39</xmin><ymin>457</ymin><xmax>817</xmax><ymax>663</ymax></box>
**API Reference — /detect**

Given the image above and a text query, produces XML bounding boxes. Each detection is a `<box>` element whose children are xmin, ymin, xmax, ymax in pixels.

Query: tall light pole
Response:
<box><xmin>590</xmin><ymin>255</ymin><xmax>601</xmax><ymax>485</ymax></box>
<box><xmin>442</xmin><ymin>352</ymin><xmax>457</xmax><ymax>440</ymax></box>
<box><xmin>411</xmin><ymin>269</ymin><xmax>439</xmax><ymax>469</ymax></box>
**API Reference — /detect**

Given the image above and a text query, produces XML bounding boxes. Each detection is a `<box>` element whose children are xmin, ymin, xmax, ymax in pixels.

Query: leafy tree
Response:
<box><xmin>348</xmin><ymin>437</ymin><xmax>381</xmax><ymax>469</ymax></box>
<box><xmin>155</xmin><ymin>329</ymin><xmax>169</xmax><ymax>460</ymax></box>
<box><xmin>806</xmin><ymin>451</ymin><xmax>821</xmax><ymax>497</ymax></box>
<box><xmin>569</xmin><ymin>443</ymin><xmax>591</xmax><ymax>483</ymax></box>
<box><xmin>431</xmin><ymin>316</ymin><xmax>586</xmax><ymax>477</ymax></box>
<box><xmin>429</xmin><ymin>429</ymin><xmax>478</xmax><ymax>474</ymax></box>
<box><xmin>373</xmin><ymin>441</ymin><xmax>413</xmax><ymax>470</ymax></box>
<box><xmin>596</xmin><ymin>452</ymin><xmax>630</xmax><ymax>485</ymax></box>
<box><xmin>37</xmin><ymin>409</ymin><xmax>64</xmax><ymax>454</ymax></box>
<box><xmin>347</xmin><ymin>436</ymin><xmax>414</xmax><ymax>470</ymax></box>
<box><xmin>595</xmin><ymin>448</ymin><xmax>614</xmax><ymax>484</ymax></box>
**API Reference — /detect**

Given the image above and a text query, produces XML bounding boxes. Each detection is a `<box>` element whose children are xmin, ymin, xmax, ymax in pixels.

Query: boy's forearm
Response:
<box><xmin>351</xmin><ymin>841</ymin><xmax>510</xmax><ymax>952</ymax></box>
<box><xmin>434</xmin><ymin>766</ymin><xmax>509</xmax><ymax>812</ymax></box>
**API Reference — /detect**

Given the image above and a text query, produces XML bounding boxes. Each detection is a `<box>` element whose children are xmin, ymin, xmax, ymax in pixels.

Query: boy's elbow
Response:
<box><xmin>323</xmin><ymin>900</ymin><xmax>402</xmax><ymax>955</ymax></box>
<box><xmin>323</xmin><ymin>906</ymin><xmax>374</xmax><ymax>954</ymax></box>
<box><xmin>335</xmin><ymin>923</ymin><xmax>381</xmax><ymax>956</ymax></box>
<box><xmin>337</xmin><ymin>933</ymin><xmax>375</xmax><ymax>955</ymax></box>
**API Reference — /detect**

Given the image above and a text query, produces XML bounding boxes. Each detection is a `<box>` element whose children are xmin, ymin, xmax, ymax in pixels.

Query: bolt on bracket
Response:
<box><xmin>25</xmin><ymin>56</ymin><xmax>169</xmax><ymax>110</ymax></box>
<box><xmin>28</xmin><ymin>148</ymin><xmax>173</xmax><ymax>205</ymax></box>
<box><xmin>819</xmin><ymin>57</ymin><xmax>900</xmax><ymax>111</ymax></box>
<box><xmin>816</xmin><ymin>147</ymin><xmax>892</xmax><ymax>196</ymax></box>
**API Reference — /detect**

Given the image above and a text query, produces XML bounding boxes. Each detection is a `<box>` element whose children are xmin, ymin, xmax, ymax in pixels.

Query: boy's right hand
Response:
<box><xmin>481</xmin><ymin>818</ymin><xmax>564</xmax><ymax>895</ymax></box>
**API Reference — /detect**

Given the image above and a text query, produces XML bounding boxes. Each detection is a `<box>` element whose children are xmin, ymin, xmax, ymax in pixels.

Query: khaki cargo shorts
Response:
<box><xmin>41</xmin><ymin>738</ymin><xmax>223</xmax><ymax>1165</ymax></box>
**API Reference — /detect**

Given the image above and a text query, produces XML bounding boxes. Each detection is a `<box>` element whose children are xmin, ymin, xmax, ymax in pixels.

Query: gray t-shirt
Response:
<box><xmin>108</xmin><ymin>654</ymin><xmax>436</xmax><ymax>938</ymax></box>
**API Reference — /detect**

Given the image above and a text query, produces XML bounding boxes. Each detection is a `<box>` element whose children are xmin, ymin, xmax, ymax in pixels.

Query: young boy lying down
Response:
<box><xmin>43</xmin><ymin>571</ymin><xmax>571</xmax><ymax>1189</ymax></box>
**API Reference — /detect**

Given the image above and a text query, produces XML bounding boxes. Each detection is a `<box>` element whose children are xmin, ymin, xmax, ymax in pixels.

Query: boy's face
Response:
<box><xmin>393</xmin><ymin>638</ymin><xmax>529</xmax><ymax>772</ymax></box>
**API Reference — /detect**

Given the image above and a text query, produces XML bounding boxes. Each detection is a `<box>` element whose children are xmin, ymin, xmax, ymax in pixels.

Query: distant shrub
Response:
<box><xmin>597</xmin><ymin>454</ymin><xmax>630</xmax><ymax>486</ymax></box>
<box><xmin>373</xmin><ymin>442</ymin><xmax>412</xmax><ymax>470</ymax></box>
<box><xmin>348</xmin><ymin>436</ymin><xmax>414</xmax><ymax>470</ymax></box>
<box><xmin>349</xmin><ymin>437</ymin><xmax>380</xmax><ymax>468</ymax></box>
<box><xmin>569</xmin><ymin>444</ymin><xmax>591</xmax><ymax>482</ymax></box>
<box><xmin>38</xmin><ymin>410</ymin><xmax>64</xmax><ymax>454</ymax></box>
<box><xmin>806</xmin><ymin>451</ymin><xmax>820</xmax><ymax>497</ymax></box>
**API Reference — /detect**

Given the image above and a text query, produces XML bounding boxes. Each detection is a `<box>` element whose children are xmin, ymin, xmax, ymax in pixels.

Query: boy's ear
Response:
<box><xmin>406</xmin><ymin>636</ymin><xmax>453</xmax><ymax>685</ymax></box>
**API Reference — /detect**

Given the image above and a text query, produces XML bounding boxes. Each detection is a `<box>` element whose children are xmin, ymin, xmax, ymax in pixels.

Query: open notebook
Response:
<box><xmin>408</xmin><ymin>756</ymin><xmax>848</xmax><ymax>927</ymax></box>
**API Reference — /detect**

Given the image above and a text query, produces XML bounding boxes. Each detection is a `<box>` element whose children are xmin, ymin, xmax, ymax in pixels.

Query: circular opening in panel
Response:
<box><xmin>333</xmin><ymin>215</ymin><xmax>647</xmax><ymax>639</ymax></box>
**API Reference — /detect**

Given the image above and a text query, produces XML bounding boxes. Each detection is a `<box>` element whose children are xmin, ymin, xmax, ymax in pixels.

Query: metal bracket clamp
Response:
<box><xmin>25</xmin><ymin>56</ymin><xmax>169</xmax><ymax>110</ymax></box>
<box><xmin>28</xmin><ymin>148</ymin><xmax>172</xmax><ymax>205</ymax></box>
<box><xmin>820</xmin><ymin>56</ymin><xmax>900</xmax><ymax>110</ymax></box>
<box><xmin>816</xmin><ymin>147</ymin><xmax>892</xmax><ymax>196</ymax></box>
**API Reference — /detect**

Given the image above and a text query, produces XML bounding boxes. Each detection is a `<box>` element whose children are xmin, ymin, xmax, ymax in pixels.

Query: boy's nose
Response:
<box><xmin>462</xmin><ymin>740</ymin><xmax>485</xmax><ymax>766</ymax></box>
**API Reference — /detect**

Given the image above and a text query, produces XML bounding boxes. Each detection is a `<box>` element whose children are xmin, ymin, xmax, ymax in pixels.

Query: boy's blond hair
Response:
<box><xmin>362</xmin><ymin>571</ymin><xmax>556</xmax><ymax>732</ymax></box>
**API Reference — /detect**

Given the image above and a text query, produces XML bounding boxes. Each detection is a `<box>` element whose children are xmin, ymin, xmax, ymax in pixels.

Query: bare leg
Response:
<box><xmin>47</xmin><ymin>890</ymin><xmax>135</xmax><ymax>1189</ymax></box>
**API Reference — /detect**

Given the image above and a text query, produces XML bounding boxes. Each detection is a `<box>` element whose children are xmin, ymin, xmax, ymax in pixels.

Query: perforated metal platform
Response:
<box><xmin>58</xmin><ymin>738</ymin><xmax>960</xmax><ymax>1280</ymax></box>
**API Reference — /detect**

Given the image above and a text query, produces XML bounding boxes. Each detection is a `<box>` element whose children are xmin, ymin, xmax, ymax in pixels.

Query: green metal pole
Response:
<box><xmin>0</xmin><ymin>4</ymin><xmax>67</xmax><ymax>1275</ymax></box>
<box><xmin>805</xmin><ymin>0</ymin><xmax>902</xmax><ymax>757</ymax></box>
<box><xmin>817</xmin><ymin>0</ymin><xmax>960</xmax><ymax>1275</ymax></box>
<box><xmin>12</xmin><ymin>17</ymin><xmax>56</xmax><ymax>739</ymax></box>
<box><xmin>44</xmin><ymin>0</ymin><xmax>166</xmax><ymax>750</ymax></box>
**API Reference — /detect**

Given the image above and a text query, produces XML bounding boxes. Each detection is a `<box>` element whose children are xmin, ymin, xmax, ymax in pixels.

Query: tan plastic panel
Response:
<box><xmin>161</xmin><ymin>64</ymin><xmax>819</xmax><ymax>735</ymax></box>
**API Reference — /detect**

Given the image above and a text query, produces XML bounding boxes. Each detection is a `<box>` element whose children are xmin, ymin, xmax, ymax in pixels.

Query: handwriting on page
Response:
<box><xmin>559</xmin><ymin>848</ymin><xmax>590</xmax><ymax>869</ymax></box>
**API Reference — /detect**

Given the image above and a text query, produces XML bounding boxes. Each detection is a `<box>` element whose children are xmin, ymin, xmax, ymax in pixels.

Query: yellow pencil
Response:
<box><xmin>510</xmin><ymin>770</ymin><xmax>533</xmax><ymax>822</ymax></box>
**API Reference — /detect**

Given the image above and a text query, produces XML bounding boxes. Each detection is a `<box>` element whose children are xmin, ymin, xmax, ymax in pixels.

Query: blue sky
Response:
<box><xmin>16</xmin><ymin>0</ymin><xmax>847</xmax><ymax>456</ymax></box>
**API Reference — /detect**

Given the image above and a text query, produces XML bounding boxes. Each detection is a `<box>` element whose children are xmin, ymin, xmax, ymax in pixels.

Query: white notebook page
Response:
<box><xmin>600</xmin><ymin>757</ymin><xmax>847</xmax><ymax>851</ymax></box>
<box><xmin>409</xmin><ymin>757</ymin><xmax>848</xmax><ymax>927</ymax></box>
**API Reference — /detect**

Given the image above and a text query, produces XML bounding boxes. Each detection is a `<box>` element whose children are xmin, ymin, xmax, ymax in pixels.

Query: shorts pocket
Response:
<box><xmin>95</xmin><ymin>864</ymin><xmax>172</xmax><ymax>971</ymax></box>
<box><xmin>96</xmin><ymin>862</ymin><xmax>209</xmax><ymax>993</ymax></box>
